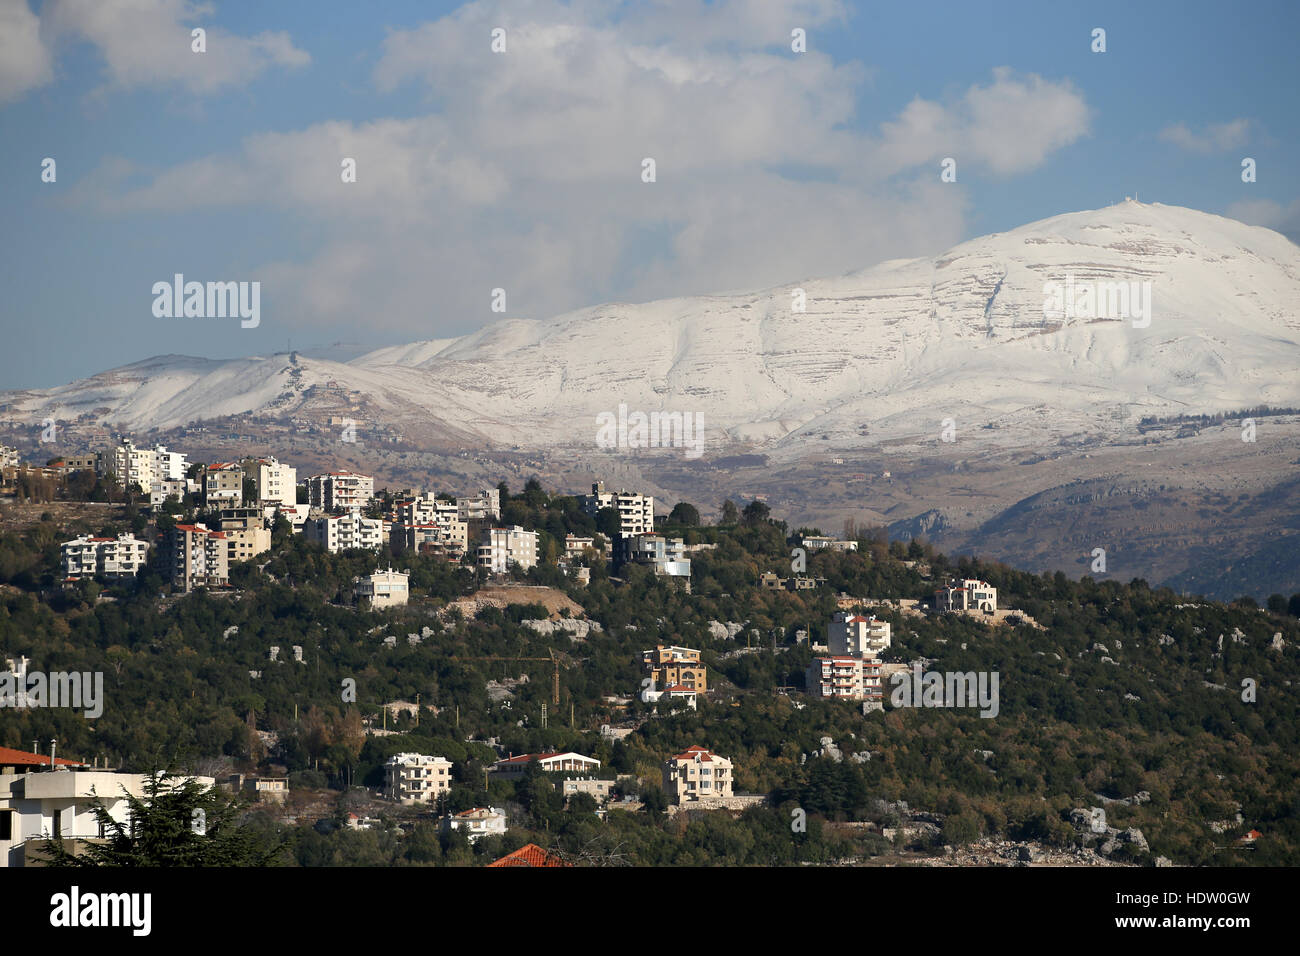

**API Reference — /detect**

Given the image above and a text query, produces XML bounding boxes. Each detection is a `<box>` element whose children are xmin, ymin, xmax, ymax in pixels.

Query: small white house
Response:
<box><xmin>443</xmin><ymin>806</ymin><xmax>506</xmax><ymax>843</ymax></box>
<box><xmin>355</xmin><ymin>568</ymin><xmax>410</xmax><ymax>608</ymax></box>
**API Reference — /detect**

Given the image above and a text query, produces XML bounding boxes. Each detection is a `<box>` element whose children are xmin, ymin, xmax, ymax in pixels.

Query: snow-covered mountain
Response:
<box><xmin>6</xmin><ymin>200</ymin><xmax>1298</xmax><ymax>454</ymax></box>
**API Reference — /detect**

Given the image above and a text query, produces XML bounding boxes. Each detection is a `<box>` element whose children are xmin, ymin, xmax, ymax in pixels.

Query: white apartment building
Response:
<box><xmin>1</xmin><ymin>763</ymin><xmax>215</xmax><ymax>868</ymax></box>
<box><xmin>110</xmin><ymin>439</ymin><xmax>156</xmax><ymax>494</ymax></box>
<box><xmin>256</xmin><ymin>457</ymin><xmax>297</xmax><ymax>510</ymax></box>
<box><xmin>490</xmin><ymin>752</ymin><xmax>602</xmax><ymax>780</ymax></box>
<box><xmin>443</xmin><ymin>806</ymin><xmax>506</xmax><ymax>843</ymax></box>
<box><xmin>456</xmin><ymin>488</ymin><xmax>501</xmax><ymax>522</ymax></box>
<box><xmin>828</xmin><ymin>612</ymin><xmax>892</xmax><ymax>657</ymax></box>
<box><xmin>0</xmin><ymin>445</ymin><xmax>17</xmax><ymax>469</ymax></box>
<box><xmin>306</xmin><ymin>472</ymin><xmax>374</xmax><ymax>512</ymax></box>
<box><xmin>581</xmin><ymin>481</ymin><xmax>655</xmax><ymax>535</ymax></box>
<box><xmin>164</xmin><ymin>523</ymin><xmax>230</xmax><ymax>591</ymax></box>
<box><xmin>662</xmin><ymin>746</ymin><xmax>734</xmax><ymax>804</ymax></box>
<box><xmin>355</xmin><ymin>568</ymin><xmax>409</xmax><ymax>608</ymax></box>
<box><xmin>154</xmin><ymin>445</ymin><xmax>188</xmax><ymax>482</ymax></box>
<box><xmin>934</xmin><ymin>578</ymin><xmax>998</xmax><ymax>613</ymax></box>
<box><xmin>383</xmin><ymin>753</ymin><xmax>453</xmax><ymax>805</ymax></box>
<box><xmin>477</xmin><ymin>526</ymin><xmax>539</xmax><ymax>573</ymax></box>
<box><xmin>60</xmin><ymin>533</ymin><xmax>149</xmax><ymax>581</ymax></box>
<box><xmin>801</xmin><ymin>535</ymin><xmax>859</xmax><ymax>552</ymax></box>
<box><xmin>305</xmin><ymin>510</ymin><xmax>384</xmax><ymax>552</ymax></box>
<box><xmin>615</xmin><ymin>534</ymin><xmax>691</xmax><ymax>582</ymax></box>
<box><xmin>806</xmin><ymin>656</ymin><xmax>883</xmax><ymax>703</ymax></box>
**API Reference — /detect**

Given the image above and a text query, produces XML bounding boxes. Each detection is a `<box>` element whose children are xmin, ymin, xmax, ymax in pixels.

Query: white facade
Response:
<box><xmin>443</xmin><ymin>806</ymin><xmax>506</xmax><ymax>843</ymax></box>
<box><xmin>154</xmin><ymin>446</ymin><xmax>189</xmax><ymax>482</ymax></box>
<box><xmin>476</xmin><ymin>526</ymin><xmax>539</xmax><ymax>573</ymax></box>
<box><xmin>60</xmin><ymin>533</ymin><xmax>149</xmax><ymax>580</ymax></box>
<box><xmin>306</xmin><ymin>472</ymin><xmax>374</xmax><ymax>512</ymax></box>
<box><xmin>456</xmin><ymin>488</ymin><xmax>501</xmax><ymax>522</ymax></box>
<box><xmin>305</xmin><ymin>510</ymin><xmax>384</xmax><ymax>552</ymax></box>
<box><xmin>806</xmin><ymin>656</ymin><xmax>883</xmax><ymax>702</ymax></box>
<box><xmin>1</xmin><ymin>770</ymin><xmax>214</xmax><ymax>868</ymax></box>
<box><xmin>110</xmin><ymin>439</ymin><xmax>157</xmax><ymax>494</ymax></box>
<box><xmin>384</xmin><ymin>753</ymin><xmax>453</xmax><ymax>805</ymax></box>
<box><xmin>256</xmin><ymin>458</ymin><xmax>297</xmax><ymax>509</ymax></box>
<box><xmin>935</xmin><ymin>579</ymin><xmax>998</xmax><ymax>613</ymax></box>
<box><xmin>581</xmin><ymin>481</ymin><xmax>654</xmax><ymax>535</ymax></box>
<box><xmin>355</xmin><ymin>568</ymin><xmax>409</xmax><ymax>608</ymax></box>
<box><xmin>490</xmin><ymin>752</ymin><xmax>602</xmax><ymax>780</ymax></box>
<box><xmin>828</xmin><ymin>612</ymin><xmax>891</xmax><ymax>657</ymax></box>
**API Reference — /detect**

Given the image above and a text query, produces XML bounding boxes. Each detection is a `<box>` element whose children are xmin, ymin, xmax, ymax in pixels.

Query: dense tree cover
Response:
<box><xmin>2</xmin><ymin>479</ymin><xmax>1299</xmax><ymax>865</ymax></box>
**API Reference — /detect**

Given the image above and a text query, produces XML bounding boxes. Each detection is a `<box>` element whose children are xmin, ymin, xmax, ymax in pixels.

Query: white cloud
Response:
<box><xmin>1226</xmin><ymin>197</ymin><xmax>1300</xmax><ymax>242</ymax></box>
<box><xmin>1158</xmin><ymin>118</ymin><xmax>1253</xmax><ymax>153</ymax></box>
<box><xmin>0</xmin><ymin>0</ymin><xmax>54</xmax><ymax>103</ymax></box>
<box><xmin>73</xmin><ymin>0</ymin><xmax>1086</xmax><ymax>336</ymax></box>
<box><xmin>874</xmin><ymin>67</ymin><xmax>1091</xmax><ymax>176</ymax></box>
<box><xmin>43</xmin><ymin>0</ymin><xmax>308</xmax><ymax>96</ymax></box>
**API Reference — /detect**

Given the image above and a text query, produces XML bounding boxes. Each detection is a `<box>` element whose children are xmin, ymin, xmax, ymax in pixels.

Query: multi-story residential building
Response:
<box><xmin>934</xmin><ymin>578</ymin><xmax>998</xmax><ymax>613</ymax></box>
<box><xmin>60</xmin><ymin>533</ymin><xmax>149</xmax><ymax>581</ymax></box>
<box><xmin>355</xmin><ymin>568</ymin><xmax>409</xmax><ymax>608</ymax></box>
<box><xmin>218</xmin><ymin>508</ymin><xmax>272</xmax><ymax>564</ymax></box>
<box><xmin>442</xmin><ymin>807</ymin><xmax>506</xmax><ymax>843</ymax></box>
<box><xmin>394</xmin><ymin>520</ymin><xmax>468</xmax><ymax>557</ymax></box>
<box><xmin>255</xmin><ymin>457</ymin><xmax>297</xmax><ymax>510</ymax></box>
<box><xmin>204</xmin><ymin>462</ymin><xmax>244</xmax><ymax>506</ymax></box>
<box><xmin>0</xmin><ymin>446</ymin><xmax>19</xmax><ymax>469</ymax></box>
<box><xmin>477</xmin><ymin>525</ymin><xmax>539</xmax><ymax>573</ymax></box>
<box><xmin>456</xmin><ymin>488</ymin><xmax>500</xmax><ymax>522</ymax></box>
<box><xmin>305</xmin><ymin>472</ymin><xmax>374</xmax><ymax>512</ymax></box>
<box><xmin>154</xmin><ymin>445</ymin><xmax>188</xmax><ymax>482</ymax></box>
<box><xmin>642</xmin><ymin>645</ymin><xmax>708</xmax><ymax>693</ymax></box>
<box><xmin>163</xmin><ymin>523</ymin><xmax>229</xmax><ymax>591</ymax></box>
<box><xmin>384</xmin><ymin>753</ymin><xmax>453</xmax><ymax>805</ymax></box>
<box><xmin>149</xmin><ymin>477</ymin><xmax>189</xmax><ymax>509</ymax></box>
<box><xmin>614</xmin><ymin>534</ymin><xmax>690</xmax><ymax>585</ymax></box>
<box><xmin>662</xmin><ymin>746</ymin><xmax>734</xmax><ymax>804</ymax></box>
<box><xmin>806</xmin><ymin>656</ymin><xmax>883</xmax><ymax>703</ymax></box>
<box><xmin>580</xmin><ymin>481</ymin><xmax>654</xmax><ymax>535</ymax></box>
<box><xmin>305</xmin><ymin>511</ymin><xmax>384</xmax><ymax>552</ymax></box>
<box><xmin>0</xmin><ymin>756</ymin><xmax>214</xmax><ymax>868</ymax></box>
<box><xmin>110</xmin><ymin>439</ymin><xmax>157</xmax><ymax>494</ymax></box>
<box><xmin>489</xmin><ymin>752</ymin><xmax>602</xmax><ymax>780</ymax></box>
<box><xmin>800</xmin><ymin>535</ymin><xmax>859</xmax><ymax>552</ymax></box>
<box><xmin>828</xmin><ymin>612</ymin><xmax>892</xmax><ymax>657</ymax></box>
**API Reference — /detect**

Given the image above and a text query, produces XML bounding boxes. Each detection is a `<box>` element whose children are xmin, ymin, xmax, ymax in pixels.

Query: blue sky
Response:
<box><xmin>1</xmin><ymin>0</ymin><xmax>1296</xmax><ymax>389</ymax></box>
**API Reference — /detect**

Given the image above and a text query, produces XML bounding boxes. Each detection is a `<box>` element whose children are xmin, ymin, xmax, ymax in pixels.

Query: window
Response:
<box><xmin>0</xmin><ymin>810</ymin><xmax>11</xmax><ymax>840</ymax></box>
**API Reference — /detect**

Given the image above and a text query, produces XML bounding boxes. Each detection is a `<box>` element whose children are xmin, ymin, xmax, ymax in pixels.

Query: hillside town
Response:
<box><xmin>0</xmin><ymin>436</ymin><xmax>1293</xmax><ymax>871</ymax></box>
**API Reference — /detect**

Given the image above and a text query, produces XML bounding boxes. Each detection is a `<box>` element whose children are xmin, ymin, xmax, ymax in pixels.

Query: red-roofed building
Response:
<box><xmin>488</xmin><ymin>842</ymin><xmax>571</xmax><ymax>867</ymax></box>
<box><xmin>806</xmin><ymin>656</ymin><xmax>882</xmax><ymax>702</ymax></box>
<box><xmin>0</xmin><ymin>746</ymin><xmax>88</xmax><ymax>773</ymax></box>
<box><xmin>663</xmin><ymin>746</ymin><xmax>733</xmax><ymax>803</ymax></box>
<box><xmin>204</xmin><ymin>462</ymin><xmax>244</xmax><ymax>506</ymax></box>
<box><xmin>489</xmin><ymin>751</ymin><xmax>601</xmax><ymax>780</ymax></box>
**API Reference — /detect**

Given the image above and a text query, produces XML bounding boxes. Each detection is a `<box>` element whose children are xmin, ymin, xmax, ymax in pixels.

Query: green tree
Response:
<box><xmin>39</xmin><ymin>773</ymin><xmax>286</xmax><ymax>867</ymax></box>
<box><xmin>668</xmin><ymin>502</ymin><xmax>700</xmax><ymax>526</ymax></box>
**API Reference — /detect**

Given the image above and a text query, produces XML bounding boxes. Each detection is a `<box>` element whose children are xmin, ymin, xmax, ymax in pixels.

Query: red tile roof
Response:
<box><xmin>488</xmin><ymin>843</ymin><xmax>571</xmax><ymax>868</ymax></box>
<box><xmin>0</xmin><ymin>745</ymin><xmax>87</xmax><ymax>768</ymax></box>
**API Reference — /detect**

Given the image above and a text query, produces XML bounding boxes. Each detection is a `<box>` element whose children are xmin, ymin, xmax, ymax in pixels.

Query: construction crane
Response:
<box><xmin>448</xmin><ymin>647</ymin><xmax>566</xmax><ymax>705</ymax></box>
